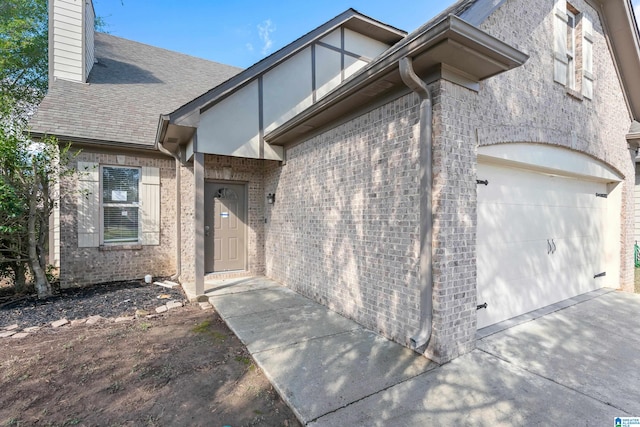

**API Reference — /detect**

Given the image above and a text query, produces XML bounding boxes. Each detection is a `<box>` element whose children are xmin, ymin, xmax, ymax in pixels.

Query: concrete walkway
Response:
<box><xmin>207</xmin><ymin>277</ymin><xmax>640</xmax><ymax>426</ymax></box>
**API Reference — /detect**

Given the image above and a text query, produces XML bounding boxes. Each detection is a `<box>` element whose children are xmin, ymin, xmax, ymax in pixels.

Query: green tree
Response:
<box><xmin>0</xmin><ymin>94</ymin><xmax>68</xmax><ymax>298</ymax></box>
<box><xmin>0</xmin><ymin>0</ymin><xmax>48</xmax><ymax>111</ymax></box>
<box><xmin>0</xmin><ymin>0</ymin><xmax>64</xmax><ymax>298</ymax></box>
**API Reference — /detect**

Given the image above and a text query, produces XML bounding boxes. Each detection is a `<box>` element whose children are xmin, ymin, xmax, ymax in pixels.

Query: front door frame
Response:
<box><xmin>204</xmin><ymin>180</ymin><xmax>249</xmax><ymax>274</ymax></box>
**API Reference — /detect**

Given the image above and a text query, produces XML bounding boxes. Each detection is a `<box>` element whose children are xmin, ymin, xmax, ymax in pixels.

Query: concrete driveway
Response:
<box><xmin>207</xmin><ymin>278</ymin><xmax>640</xmax><ymax>426</ymax></box>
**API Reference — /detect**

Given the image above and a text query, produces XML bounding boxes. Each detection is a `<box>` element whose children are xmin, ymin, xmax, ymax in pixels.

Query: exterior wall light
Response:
<box><xmin>267</xmin><ymin>193</ymin><xmax>276</xmax><ymax>204</ymax></box>
<box><xmin>222</xmin><ymin>166</ymin><xmax>232</xmax><ymax>180</ymax></box>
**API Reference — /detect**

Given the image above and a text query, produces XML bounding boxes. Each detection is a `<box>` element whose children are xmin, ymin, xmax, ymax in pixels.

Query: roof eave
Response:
<box><xmin>597</xmin><ymin>0</ymin><xmax>640</xmax><ymax>121</ymax></box>
<box><xmin>628</xmin><ymin>128</ymin><xmax>640</xmax><ymax>153</ymax></box>
<box><xmin>29</xmin><ymin>131</ymin><xmax>161</xmax><ymax>152</ymax></box>
<box><xmin>266</xmin><ymin>14</ymin><xmax>528</xmax><ymax>146</ymax></box>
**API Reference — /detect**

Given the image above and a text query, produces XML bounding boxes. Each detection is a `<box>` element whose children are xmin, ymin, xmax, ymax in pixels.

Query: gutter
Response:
<box><xmin>399</xmin><ymin>57</ymin><xmax>433</xmax><ymax>351</ymax></box>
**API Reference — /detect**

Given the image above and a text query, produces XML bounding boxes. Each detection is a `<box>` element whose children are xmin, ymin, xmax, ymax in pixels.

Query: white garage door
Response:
<box><xmin>477</xmin><ymin>145</ymin><xmax>620</xmax><ymax>329</ymax></box>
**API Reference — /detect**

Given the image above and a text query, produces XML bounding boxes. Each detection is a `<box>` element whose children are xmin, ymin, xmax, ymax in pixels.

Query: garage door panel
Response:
<box><xmin>478</xmin><ymin>239</ymin><xmax>550</xmax><ymax>283</ymax></box>
<box><xmin>478</xmin><ymin>203</ymin><xmax>555</xmax><ymax>242</ymax></box>
<box><xmin>477</xmin><ymin>267</ymin><xmax>596</xmax><ymax>328</ymax></box>
<box><xmin>551</xmin><ymin>237</ymin><xmax>601</xmax><ymax>278</ymax></box>
<box><xmin>477</xmin><ymin>160</ymin><xmax>610</xmax><ymax>329</ymax></box>
<box><xmin>477</xmin><ymin>204</ymin><xmax>602</xmax><ymax>245</ymax></box>
<box><xmin>479</xmin><ymin>164</ymin><xmax>605</xmax><ymax>208</ymax></box>
<box><xmin>547</xmin><ymin>205</ymin><xmax>604</xmax><ymax>238</ymax></box>
<box><xmin>477</xmin><ymin>275</ymin><xmax>557</xmax><ymax>327</ymax></box>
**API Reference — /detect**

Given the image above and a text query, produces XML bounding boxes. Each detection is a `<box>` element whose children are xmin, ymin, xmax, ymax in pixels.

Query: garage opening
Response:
<box><xmin>476</xmin><ymin>143</ymin><xmax>621</xmax><ymax>329</ymax></box>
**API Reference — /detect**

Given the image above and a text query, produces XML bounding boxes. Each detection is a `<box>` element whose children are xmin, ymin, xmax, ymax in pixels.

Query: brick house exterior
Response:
<box><xmin>31</xmin><ymin>0</ymin><xmax>640</xmax><ymax>363</ymax></box>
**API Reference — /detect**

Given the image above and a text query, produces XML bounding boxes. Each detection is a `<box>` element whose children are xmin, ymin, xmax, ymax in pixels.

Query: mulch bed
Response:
<box><xmin>0</xmin><ymin>279</ymin><xmax>185</xmax><ymax>329</ymax></box>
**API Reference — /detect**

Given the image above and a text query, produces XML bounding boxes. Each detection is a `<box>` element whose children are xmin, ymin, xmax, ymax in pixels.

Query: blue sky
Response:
<box><xmin>92</xmin><ymin>0</ymin><xmax>452</xmax><ymax>68</ymax></box>
<box><xmin>93</xmin><ymin>0</ymin><xmax>640</xmax><ymax>69</ymax></box>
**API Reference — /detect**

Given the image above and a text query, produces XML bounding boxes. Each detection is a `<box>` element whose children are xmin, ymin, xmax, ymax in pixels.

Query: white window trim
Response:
<box><xmin>100</xmin><ymin>165</ymin><xmax>142</xmax><ymax>245</ymax></box>
<box><xmin>77</xmin><ymin>162</ymin><xmax>160</xmax><ymax>248</ymax></box>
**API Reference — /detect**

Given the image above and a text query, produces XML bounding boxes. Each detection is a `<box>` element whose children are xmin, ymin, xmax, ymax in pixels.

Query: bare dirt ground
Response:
<box><xmin>0</xmin><ymin>292</ymin><xmax>300</xmax><ymax>426</ymax></box>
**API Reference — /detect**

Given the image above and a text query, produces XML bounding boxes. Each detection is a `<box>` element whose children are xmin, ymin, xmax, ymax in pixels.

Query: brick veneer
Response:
<box><xmin>59</xmin><ymin>151</ymin><xmax>176</xmax><ymax>287</ymax></box>
<box><xmin>265</xmin><ymin>93</ymin><xmax>423</xmax><ymax>347</ymax></box>
<box><xmin>180</xmin><ymin>154</ymin><xmax>275</xmax><ymax>296</ymax></box>
<box><xmin>263</xmin><ymin>0</ymin><xmax>634</xmax><ymax>363</ymax></box>
<box><xmin>476</xmin><ymin>0</ymin><xmax>634</xmax><ymax>291</ymax></box>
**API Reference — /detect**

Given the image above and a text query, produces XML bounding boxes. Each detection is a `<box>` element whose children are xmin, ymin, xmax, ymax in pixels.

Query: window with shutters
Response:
<box><xmin>553</xmin><ymin>1</ymin><xmax>594</xmax><ymax>99</ymax></box>
<box><xmin>76</xmin><ymin>161</ymin><xmax>160</xmax><ymax>248</ymax></box>
<box><xmin>102</xmin><ymin>166</ymin><xmax>140</xmax><ymax>243</ymax></box>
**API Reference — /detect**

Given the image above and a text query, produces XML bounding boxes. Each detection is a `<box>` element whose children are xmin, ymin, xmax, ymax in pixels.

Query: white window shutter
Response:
<box><xmin>553</xmin><ymin>0</ymin><xmax>568</xmax><ymax>85</ymax></box>
<box><xmin>582</xmin><ymin>14</ymin><xmax>594</xmax><ymax>99</ymax></box>
<box><xmin>140</xmin><ymin>166</ymin><xmax>160</xmax><ymax>245</ymax></box>
<box><xmin>77</xmin><ymin>161</ymin><xmax>100</xmax><ymax>247</ymax></box>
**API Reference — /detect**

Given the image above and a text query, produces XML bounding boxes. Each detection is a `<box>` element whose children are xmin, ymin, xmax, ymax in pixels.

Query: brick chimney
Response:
<box><xmin>49</xmin><ymin>0</ymin><xmax>95</xmax><ymax>84</ymax></box>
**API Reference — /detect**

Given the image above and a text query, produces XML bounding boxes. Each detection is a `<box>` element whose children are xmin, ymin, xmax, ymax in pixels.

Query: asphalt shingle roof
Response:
<box><xmin>29</xmin><ymin>33</ymin><xmax>241</xmax><ymax>147</ymax></box>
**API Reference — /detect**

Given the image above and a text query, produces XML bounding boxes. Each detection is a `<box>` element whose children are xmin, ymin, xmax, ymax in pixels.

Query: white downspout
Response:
<box><xmin>399</xmin><ymin>57</ymin><xmax>434</xmax><ymax>351</ymax></box>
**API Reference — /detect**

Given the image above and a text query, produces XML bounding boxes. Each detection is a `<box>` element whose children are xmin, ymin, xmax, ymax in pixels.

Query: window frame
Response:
<box><xmin>100</xmin><ymin>165</ymin><xmax>142</xmax><ymax>245</ymax></box>
<box><xmin>566</xmin><ymin>9</ymin><xmax>577</xmax><ymax>91</ymax></box>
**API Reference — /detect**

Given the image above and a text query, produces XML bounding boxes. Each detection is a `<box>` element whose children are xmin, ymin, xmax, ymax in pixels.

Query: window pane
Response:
<box><xmin>102</xmin><ymin>167</ymin><xmax>140</xmax><ymax>204</ymax></box>
<box><xmin>104</xmin><ymin>206</ymin><xmax>139</xmax><ymax>242</ymax></box>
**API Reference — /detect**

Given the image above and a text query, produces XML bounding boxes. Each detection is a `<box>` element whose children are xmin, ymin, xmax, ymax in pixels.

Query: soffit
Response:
<box><xmin>596</xmin><ymin>0</ymin><xmax>640</xmax><ymax>121</ymax></box>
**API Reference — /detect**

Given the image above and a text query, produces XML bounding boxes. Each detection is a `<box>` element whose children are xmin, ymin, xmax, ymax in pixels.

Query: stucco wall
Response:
<box><xmin>59</xmin><ymin>151</ymin><xmax>176</xmax><ymax>287</ymax></box>
<box><xmin>265</xmin><ymin>93</ymin><xmax>423</xmax><ymax>346</ymax></box>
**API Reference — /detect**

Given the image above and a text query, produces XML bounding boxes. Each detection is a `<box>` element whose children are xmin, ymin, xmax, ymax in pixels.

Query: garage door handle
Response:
<box><xmin>547</xmin><ymin>239</ymin><xmax>552</xmax><ymax>254</ymax></box>
<box><xmin>551</xmin><ymin>239</ymin><xmax>556</xmax><ymax>254</ymax></box>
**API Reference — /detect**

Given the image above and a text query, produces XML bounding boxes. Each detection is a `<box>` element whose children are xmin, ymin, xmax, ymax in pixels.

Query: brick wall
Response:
<box><xmin>263</xmin><ymin>0</ymin><xmax>634</xmax><ymax>363</ymax></box>
<box><xmin>265</xmin><ymin>93</ymin><xmax>423</xmax><ymax>345</ymax></box>
<box><xmin>427</xmin><ymin>80</ymin><xmax>480</xmax><ymax>362</ymax></box>
<box><xmin>180</xmin><ymin>154</ymin><xmax>273</xmax><ymax>296</ymax></box>
<box><xmin>59</xmin><ymin>151</ymin><xmax>176</xmax><ymax>287</ymax></box>
<box><xmin>179</xmin><ymin>162</ymin><xmax>196</xmax><ymax>287</ymax></box>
